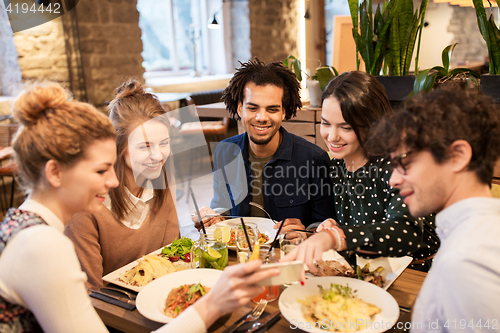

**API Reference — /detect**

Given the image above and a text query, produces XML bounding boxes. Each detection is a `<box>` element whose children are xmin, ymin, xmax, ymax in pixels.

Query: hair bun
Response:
<box><xmin>13</xmin><ymin>83</ymin><xmax>68</xmax><ymax>126</ymax></box>
<box><xmin>114</xmin><ymin>80</ymin><xmax>145</xmax><ymax>100</ymax></box>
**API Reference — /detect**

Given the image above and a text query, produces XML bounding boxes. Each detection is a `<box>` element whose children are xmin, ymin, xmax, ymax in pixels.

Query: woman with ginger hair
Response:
<box><xmin>65</xmin><ymin>80</ymin><xmax>181</xmax><ymax>288</ymax></box>
<box><xmin>0</xmin><ymin>82</ymin><xmax>279</xmax><ymax>333</ymax></box>
<box><xmin>0</xmin><ymin>82</ymin><xmax>119</xmax><ymax>332</ymax></box>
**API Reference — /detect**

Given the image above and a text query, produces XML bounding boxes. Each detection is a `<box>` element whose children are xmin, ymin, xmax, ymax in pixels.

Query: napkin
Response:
<box><xmin>221</xmin><ymin>310</ymin><xmax>280</xmax><ymax>333</ymax></box>
<box><xmin>89</xmin><ymin>292</ymin><xmax>136</xmax><ymax>311</ymax></box>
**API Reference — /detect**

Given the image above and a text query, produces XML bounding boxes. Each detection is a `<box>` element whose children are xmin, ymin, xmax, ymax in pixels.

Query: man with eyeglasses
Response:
<box><xmin>365</xmin><ymin>83</ymin><xmax>500</xmax><ymax>331</ymax></box>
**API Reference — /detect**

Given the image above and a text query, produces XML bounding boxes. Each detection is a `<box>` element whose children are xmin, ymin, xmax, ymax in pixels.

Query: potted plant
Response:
<box><xmin>347</xmin><ymin>0</ymin><xmax>394</xmax><ymax>76</ymax></box>
<box><xmin>348</xmin><ymin>0</ymin><xmax>429</xmax><ymax>104</ymax></box>
<box><xmin>283</xmin><ymin>55</ymin><xmax>339</xmax><ymax>108</ymax></box>
<box><xmin>412</xmin><ymin>43</ymin><xmax>480</xmax><ymax>94</ymax></box>
<box><xmin>472</xmin><ymin>0</ymin><xmax>500</xmax><ymax>102</ymax></box>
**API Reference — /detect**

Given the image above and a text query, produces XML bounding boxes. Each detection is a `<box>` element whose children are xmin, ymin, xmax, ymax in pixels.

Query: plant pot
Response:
<box><xmin>480</xmin><ymin>75</ymin><xmax>500</xmax><ymax>103</ymax></box>
<box><xmin>307</xmin><ymin>79</ymin><xmax>322</xmax><ymax>108</ymax></box>
<box><xmin>375</xmin><ymin>75</ymin><xmax>415</xmax><ymax>108</ymax></box>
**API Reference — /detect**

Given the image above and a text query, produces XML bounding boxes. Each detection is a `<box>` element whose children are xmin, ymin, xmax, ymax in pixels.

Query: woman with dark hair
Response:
<box><xmin>284</xmin><ymin>71</ymin><xmax>438</xmax><ymax>271</ymax></box>
<box><xmin>65</xmin><ymin>80</ymin><xmax>180</xmax><ymax>288</ymax></box>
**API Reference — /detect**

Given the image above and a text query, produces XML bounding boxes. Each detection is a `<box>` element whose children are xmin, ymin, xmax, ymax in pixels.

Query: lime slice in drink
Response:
<box><xmin>201</xmin><ymin>246</ymin><xmax>222</xmax><ymax>263</ymax></box>
<box><xmin>214</xmin><ymin>226</ymin><xmax>230</xmax><ymax>243</ymax></box>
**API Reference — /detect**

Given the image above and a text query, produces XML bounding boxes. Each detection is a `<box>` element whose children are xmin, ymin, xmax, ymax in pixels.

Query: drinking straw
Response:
<box><xmin>268</xmin><ymin>219</ymin><xmax>285</xmax><ymax>255</ymax></box>
<box><xmin>190</xmin><ymin>187</ymin><xmax>206</xmax><ymax>235</ymax></box>
<box><xmin>239</xmin><ymin>218</ymin><xmax>253</xmax><ymax>253</ymax></box>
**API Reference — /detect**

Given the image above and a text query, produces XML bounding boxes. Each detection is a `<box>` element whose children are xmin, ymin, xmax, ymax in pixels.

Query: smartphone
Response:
<box><xmin>256</xmin><ymin>260</ymin><xmax>304</xmax><ymax>286</ymax></box>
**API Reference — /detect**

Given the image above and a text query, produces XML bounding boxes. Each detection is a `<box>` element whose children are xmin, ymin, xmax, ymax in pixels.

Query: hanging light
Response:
<box><xmin>208</xmin><ymin>14</ymin><xmax>221</xmax><ymax>29</ymax></box>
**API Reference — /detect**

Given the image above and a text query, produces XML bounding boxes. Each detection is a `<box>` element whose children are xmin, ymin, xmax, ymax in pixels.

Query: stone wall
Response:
<box><xmin>0</xmin><ymin>1</ymin><xmax>22</xmax><ymax>96</ymax></box>
<box><xmin>249</xmin><ymin>0</ymin><xmax>299</xmax><ymax>63</ymax></box>
<box><xmin>75</xmin><ymin>0</ymin><xmax>144</xmax><ymax>107</ymax></box>
<box><xmin>13</xmin><ymin>17</ymin><xmax>69</xmax><ymax>90</ymax></box>
<box><xmin>449</xmin><ymin>7</ymin><xmax>487</xmax><ymax>64</ymax></box>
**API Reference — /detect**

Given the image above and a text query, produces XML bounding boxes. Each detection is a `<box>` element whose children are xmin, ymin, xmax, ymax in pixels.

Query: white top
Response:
<box><xmin>411</xmin><ymin>197</ymin><xmax>500</xmax><ymax>332</ymax></box>
<box><xmin>0</xmin><ymin>199</ymin><xmax>208</xmax><ymax>333</ymax></box>
<box><xmin>0</xmin><ymin>199</ymin><xmax>108</xmax><ymax>333</ymax></box>
<box><xmin>104</xmin><ymin>184</ymin><xmax>154</xmax><ymax>229</ymax></box>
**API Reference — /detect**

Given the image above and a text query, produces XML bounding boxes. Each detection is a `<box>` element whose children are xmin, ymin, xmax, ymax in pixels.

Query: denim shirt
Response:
<box><xmin>210</xmin><ymin>127</ymin><xmax>335</xmax><ymax>227</ymax></box>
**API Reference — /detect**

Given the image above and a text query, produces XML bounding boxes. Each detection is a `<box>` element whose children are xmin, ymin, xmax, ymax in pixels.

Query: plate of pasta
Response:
<box><xmin>279</xmin><ymin>276</ymin><xmax>399</xmax><ymax>333</ymax></box>
<box><xmin>102</xmin><ymin>238</ymin><xmax>195</xmax><ymax>292</ymax></box>
<box><xmin>136</xmin><ymin>269</ymin><xmax>223</xmax><ymax>323</ymax></box>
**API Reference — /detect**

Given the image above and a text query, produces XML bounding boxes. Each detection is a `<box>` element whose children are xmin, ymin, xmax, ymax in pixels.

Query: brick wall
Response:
<box><xmin>249</xmin><ymin>0</ymin><xmax>299</xmax><ymax>63</ymax></box>
<box><xmin>449</xmin><ymin>7</ymin><xmax>487</xmax><ymax>64</ymax></box>
<box><xmin>75</xmin><ymin>0</ymin><xmax>144</xmax><ymax>107</ymax></box>
<box><xmin>13</xmin><ymin>17</ymin><xmax>69</xmax><ymax>89</ymax></box>
<box><xmin>0</xmin><ymin>1</ymin><xmax>22</xmax><ymax>96</ymax></box>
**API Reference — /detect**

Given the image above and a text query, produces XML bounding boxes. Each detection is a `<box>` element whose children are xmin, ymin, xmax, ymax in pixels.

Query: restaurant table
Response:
<box><xmin>91</xmin><ymin>250</ymin><xmax>426</xmax><ymax>333</ymax></box>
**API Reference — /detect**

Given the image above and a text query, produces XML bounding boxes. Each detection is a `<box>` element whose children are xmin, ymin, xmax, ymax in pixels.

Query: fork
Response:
<box><xmin>100</xmin><ymin>286</ymin><xmax>137</xmax><ymax>300</ymax></box>
<box><xmin>249</xmin><ymin>202</ymin><xmax>277</xmax><ymax>224</ymax></box>
<box><xmin>226</xmin><ymin>299</ymin><xmax>267</xmax><ymax>333</ymax></box>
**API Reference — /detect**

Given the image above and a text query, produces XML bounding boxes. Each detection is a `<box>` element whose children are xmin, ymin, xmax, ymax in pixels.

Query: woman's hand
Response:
<box><xmin>274</xmin><ymin>218</ymin><xmax>305</xmax><ymax>234</ymax></box>
<box><xmin>194</xmin><ymin>260</ymin><xmax>280</xmax><ymax>327</ymax></box>
<box><xmin>280</xmin><ymin>231</ymin><xmax>335</xmax><ymax>282</ymax></box>
<box><xmin>191</xmin><ymin>207</ymin><xmax>221</xmax><ymax>230</ymax></box>
<box><xmin>316</xmin><ymin>218</ymin><xmax>339</xmax><ymax>232</ymax></box>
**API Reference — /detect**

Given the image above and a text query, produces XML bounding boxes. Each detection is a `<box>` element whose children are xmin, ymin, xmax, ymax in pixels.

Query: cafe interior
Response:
<box><xmin>1</xmin><ymin>0</ymin><xmax>500</xmax><ymax>332</ymax></box>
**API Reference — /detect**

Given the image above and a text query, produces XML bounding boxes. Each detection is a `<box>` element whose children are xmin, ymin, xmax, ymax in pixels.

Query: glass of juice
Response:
<box><xmin>251</xmin><ymin>244</ymin><xmax>280</xmax><ymax>303</ymax></box>
<box><xmin>234</xmin><ymin>223</ymin><xmax>259</xmax><ymax>264</ymax></box>
<box><xmin>191</xmin><ymin>233</ymin><xmax>228</xmax><ymax>270</ymax></box>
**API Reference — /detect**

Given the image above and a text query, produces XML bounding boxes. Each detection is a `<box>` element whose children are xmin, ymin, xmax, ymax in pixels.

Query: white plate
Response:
<box><xmin>205</xmin><ymin>217</ymin><xmax>277</xmax><ymax>251</ymax></box>
<box><xmin>102</xmin><ymin>247</ymin><xmax>193</xmax><ymax>292</ymax></box>
<box><xmin>279</xmin><ymin>276</ymin><xmax>399</xmax><ymax>333</ymax></box>
<box><xmin>312</xmin><ymin>250</ymin><xmax>412</xmax><ymax>290</ymax></box>
<box><xmin>136</xmin><ymin>269</ymin><xmax>224</xmax><ymax>323</ymax></box>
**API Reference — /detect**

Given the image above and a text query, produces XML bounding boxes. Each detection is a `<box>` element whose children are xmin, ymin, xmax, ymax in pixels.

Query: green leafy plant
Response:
<box><xmin>283</xmin><ymin>55</ymin><xmax>339</xmax><ymax>91</ymax></box>
<box><xmin>347</xmin><ymin>0</ymin><xmax>395</xmax><ymax>75</ymax></box>
<box><xmin>348</xmin><ymin>0</ymin><xmax>428</xmax><ymax>76</ymax></box>
<box><xmin>385</xmin><ymin>0</ymin><xmax>429</xmax><ymax>76</ymax></box>
<box><xmin>472</xmin><ymin>0</ymin><xmax>500</xmax><ymax>74</ymax></box>
<box><xmin>412</xmin><ymin>43</ymin><xmax>480</xmax><ymax>94</ymax></box>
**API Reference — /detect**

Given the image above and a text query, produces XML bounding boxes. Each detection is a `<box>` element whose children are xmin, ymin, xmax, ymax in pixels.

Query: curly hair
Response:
<box><xmin>221</xmin><ymin>57</ymin><xmax>302</xmax><ymax>120</ymax></box>
<box><xmin>12</xmin><ymin>82</ymin><xmax>116</xmax><ymax>193</ymax></box>
<box><xmin>321</xmin><ymin>71</ymin><xmax>392</xmax><ymax>157</ymax></box>
<box><xmin>108</xmin><ymin>80</ymin><xmax>174</xmax><ymax>221</ymax></box>
<box><xmin>365</xmin><ymin>83</ymin><xmax>500</xmax><ymax>184</ymax></box>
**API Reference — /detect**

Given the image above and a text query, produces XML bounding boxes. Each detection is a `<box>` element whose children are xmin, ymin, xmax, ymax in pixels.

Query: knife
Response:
<box><xmin>245</xmin><ymin>310</ymin><xmax>281</xmax><ymax>333</ymax></box>
<box><xmin>88</xmin><ymin>289</ymin><xmax>136</xmax><ymax>306</ymax></box>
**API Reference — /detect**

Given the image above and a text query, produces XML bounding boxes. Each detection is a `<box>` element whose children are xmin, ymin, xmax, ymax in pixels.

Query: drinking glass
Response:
<box><xmin>234</xmin><ymin>222</ymin><xmax>259</xmax><ymax>264</ymax></box>
<box><xmin>251</xmin><ymin>244</ymin><xmax>280</xmax><ymax>303</ymax></box>
<box><xmin>279</xmin><ymin>230</ymin><xmax>304</xmax><ymax>258</ymax></box>
<box><xmin>279</xmin><ymin>231</ymin><xmax>303</xmax><ymax>287</ymax></box>
<box><xmin>191</xmin><ymin>233</ymin><xmax>228</xmax><ymax>270</ymax></box>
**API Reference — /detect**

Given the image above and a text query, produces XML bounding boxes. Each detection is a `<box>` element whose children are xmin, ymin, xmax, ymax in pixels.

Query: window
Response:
<box><xmin>137</xmin><ymin>0</ymin><xmax>227</xmax><ymax>76</ymax></box>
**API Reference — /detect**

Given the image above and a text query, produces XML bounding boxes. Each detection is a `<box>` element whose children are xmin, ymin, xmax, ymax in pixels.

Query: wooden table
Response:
<box><xmin>92</xmin><ymin>251</ymin><xmax>426</xmax><ymax>333</ymax></box>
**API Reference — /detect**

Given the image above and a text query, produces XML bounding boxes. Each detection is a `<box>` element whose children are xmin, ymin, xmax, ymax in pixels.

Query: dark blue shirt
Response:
<box><xmin>210</xmin><ymin>127</ymin><xmax>335</xmax><ymax>227</ymax></box>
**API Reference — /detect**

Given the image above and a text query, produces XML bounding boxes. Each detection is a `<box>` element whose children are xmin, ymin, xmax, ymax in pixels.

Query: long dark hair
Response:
<box><xmin>321</xmin><ymin>71</ymin><xmax>392</xmax><ymax>156</ymax></box>
<box><xmin>107</xmin><ymin>80</ymin><xmax>174</xmax><ymax>221</ymax></box>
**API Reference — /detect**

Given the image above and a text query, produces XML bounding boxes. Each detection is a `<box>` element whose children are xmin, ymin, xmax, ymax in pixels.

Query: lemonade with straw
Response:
<box><xmin>192</xmin><ymin>227</ymin><xmax>230</xmax><ymax>270</ymax></box>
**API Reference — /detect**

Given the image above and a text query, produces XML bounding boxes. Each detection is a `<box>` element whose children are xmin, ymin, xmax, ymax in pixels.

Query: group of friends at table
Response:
<box><xmin>0</xmin><ymin>57</ymin><xmax>499</xmax><ymax>333</ymax></box>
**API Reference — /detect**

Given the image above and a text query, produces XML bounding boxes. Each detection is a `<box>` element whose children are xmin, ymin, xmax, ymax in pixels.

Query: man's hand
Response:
<box><xmin>273</xmin><ymin>218</ymin><xmax>305</xmax><ymax>234</ymax></box>
<box><xmin>191</xmin><ymin>206</ymin><xmax>221</xmax><ymax>230</ymax></box>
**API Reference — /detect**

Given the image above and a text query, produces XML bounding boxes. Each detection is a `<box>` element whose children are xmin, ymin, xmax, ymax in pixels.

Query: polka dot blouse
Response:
<box><xmin>330</xmin><ymin>157</ymin><xmax>439</xmax><ymax>260</ymax></box>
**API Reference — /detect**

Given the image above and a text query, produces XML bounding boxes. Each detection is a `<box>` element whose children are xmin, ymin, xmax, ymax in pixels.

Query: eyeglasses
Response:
<box><xmin>389</xmin><ymin>151</ymin><xmax>413</xmax><ymax>175</ymax></box>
